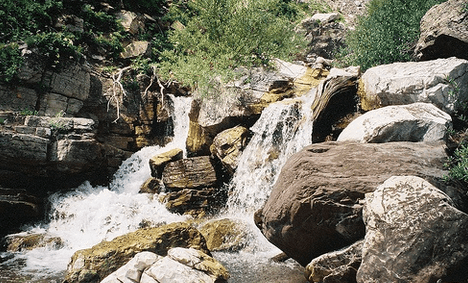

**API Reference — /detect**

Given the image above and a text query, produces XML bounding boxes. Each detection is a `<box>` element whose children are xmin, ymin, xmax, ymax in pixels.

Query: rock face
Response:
<box><xmin>162</xmin><ymin>156</ymin><xmax>218</xmax><ymax>189</ymax></box>
<box><xmin>358</xmin><ymin>57</ymin><xmax>468</xmax><ymax>114</ymax></box>
<box><xmin>337</xmin><ymin>102</ymin><xmax>452</xmax><ymax>143</ymax></box>
<box><xmin>306</xmin><ymin>240</ymin><xmax>363</xmax><ymax>283</ymax></box>
<box><xmin>254</xmin><ymin>141</ymin><xmax>448</xmax><ymax>266</ymax></box>
<box><xmin>415</xmin><ymin>0</ymin><xmax>468</xmax><ymax>61</ymax></box>
<box><xmin>357</xmin><ymin>176</ymin><xmax>468</xmax><ymax>283</ymax></box>
<box><xmin>149</xmin><ymin>148</ymin><xmax>183</xmax><ymax>179</ymax></box>
<box><xmin>64</xmin><ymin>222</ymin><xmax>210</xmax><ymax>283</ymax></box>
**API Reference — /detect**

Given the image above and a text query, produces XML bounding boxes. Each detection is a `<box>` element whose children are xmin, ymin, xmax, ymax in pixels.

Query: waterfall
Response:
<box><xmin>0</xmin><ymin>94</ymin><xmax>192</xmax><ymax>280</ymax></box>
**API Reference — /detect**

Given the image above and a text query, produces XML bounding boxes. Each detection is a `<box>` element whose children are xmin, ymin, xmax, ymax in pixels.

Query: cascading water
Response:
<box><xmin>0</xmin><ymin>86</ymin><xmax>317</xmax><ymax>283</ymax></box>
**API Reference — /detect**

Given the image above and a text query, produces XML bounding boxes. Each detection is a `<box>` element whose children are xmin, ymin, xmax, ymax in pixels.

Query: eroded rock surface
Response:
<box><xmin>357</xmin><ymin>176</ymin><xmax>468</xmax><ymax>283</ymax></box>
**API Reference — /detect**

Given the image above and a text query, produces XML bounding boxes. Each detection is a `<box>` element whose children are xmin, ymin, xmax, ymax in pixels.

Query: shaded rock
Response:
<box><xmin>0</xmin><ymin>188</ymin><xmax>43</xmax><ymax>237</ymax></box>
<box><xmin>139</xmin><ymin>177</ymin><xmax>164</xmax><ymax>194</ymax></box>
<box><xmin>162</xmin><ymin>156</ymin><xmax>217</xmax><ymax>190</ymax></box>
<box><xmin>116</xmin><ymin>10</ymin><xmax>145</xmax><ymax>35</ymax></box>
<box><xmin>337</xmin><ymin>102</ymin><xmax>452</xmax><ymax>143</ymax></box>
<box><xmin>311</xmin><ymin>68</ymin><xmax>359</xmax><ymax>142</ymax></box>
<box><xmin>141</xmin><ymin>247</ymin><xmax>229</xmax><ymax>283</ymax></box>
<box><xmin>306</xmin><ymin>240</ymin><xmax>362</xmax><ymax>283</ymax></box>
<box><xmin>255</xmin><ymin>141</ymin><xmax>449</xmax><ymax>266</ymax></box>
<box><xmin>161</xmin><ymin>187</ymin><xmax>227</xmax><ymax>216</ymax></box>
<box><xmin>100</xmin><ymin>251</ymin><xmax>161</xmax><ymax>283</ymax></box>
<box><xmin>415</xmin><ymin>0</ymin><xmax>468</xmax><ymax>61</ymax></box>
<box><xmin>358</xmin><ymin>58</ymin><xmax>468</xmax><ymax>114</ymax></box>
<box><xmin>210</xmin><ymin>126</ymin><xmax>250</xmax><ymax>174</ymax></box>
<box><xmin>199</xmin><ymin>218</ymin><xmax>248</xmax><ymax>252</ymax></box>
<box><xmin>149</xmin><ymin>148</ymin><xmax>183</xmax><ymax>179</ymax></box>
<box><xmin>64</xmin><ymin>222</ymin><xmax>209</xmax><ymax>283</ymax></box>
<box><xmin>357</xmin><ymin>176</ymin><xmax>468</xmax><ymax>283</ymax></box>
<box><xmin>5</xmin><ymin>232</ymin><xmax>63</xmax><ymax>252</ymax></box>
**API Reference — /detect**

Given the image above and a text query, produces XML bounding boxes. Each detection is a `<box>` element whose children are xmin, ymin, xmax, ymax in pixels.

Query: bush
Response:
<box><xmin>156</xmin><ymin>0</ymin><xmax>311</xmax><ymax>95</ymax></box>
<box><xmin>445</xmin><ymin>142</ymin><xmax>468</xmax><ymax>186</ymax></box>
<box><xmin>337</xmin><ymin>0</ymin><xmax>446</xmax><ymax>70</ymax></box>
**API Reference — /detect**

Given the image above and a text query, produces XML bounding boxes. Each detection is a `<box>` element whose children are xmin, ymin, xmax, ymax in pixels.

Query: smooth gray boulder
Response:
<box><xmin>359</xmin><ymin>57</ymin><xmax>468</xmax><ymax>115</ymax></box>
<box><xmin>357</xmin><ymin>176</ymin><xmax>468</xmax><ymax>283</ymax></box>
<box><xmin>337</xmin><ymin>102</ymin><xmax>451</xmax><ymax>143</ymax></box>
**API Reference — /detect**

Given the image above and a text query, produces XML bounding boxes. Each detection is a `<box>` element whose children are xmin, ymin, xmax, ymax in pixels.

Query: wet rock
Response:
<box><xmin>5</xmin><ymin>232</ymin><xmax>63</xmax><ymax>252</ymax></box>
<box><xmin>358</xmin><ymin>57</ymin><xmax>468</xmax><ymax>114</ymax></box>
<box><xmin>306</xmin><ymin>240</ymin><xmax>362</xmax><ymax>283</ymax></box>
<box><xmin>337</xmin><ymin>102</ymin><xmax>452</xmax><ymax>143</ymax></box>
<box><xmin>139</xmin><ymin>177</ymin><xmax>164</xmax><ymax>194</ymax></box>
<box><xmin>210</xmin><ymin>126</ymin><xmax>250</xmax><ymax>174</ymax></box>
<box><xmin>161</xmin><ymin>187</ymin><xmax>223</xmax><ymax>216</ymax></box>
<box><xmin>255</xmin><ymin>141</ymin><xmax>449</xmax><ymax>266</ymax></box>
<box><xmin>162</xmin><ymin>156</ymin><xmax>217</xmax><ymax>190</ymax></box>
<box><xmin>357</xmin><ymin>176</ymin><xmax>468</xmax><ymax>283</ymax></box>
<box><xmin>149</xmin><ymin>148</ymin><xmax>183</xmax><ymax>179</ymax></box>
<box><xmin>64</xmin><ymin>222</ymin><xmax>210</xmax><ymax>283</ymax></box>
<box><xmin>415</xmin><ymin>0</ymin><xmax>468</xmax><ymax>61</ymax></box>
<box><xmin>140</xmin><ymin>247</ymin><xmax>229</xmax><ymax>283</ymax></box>
<box><xmin>199</xmin><ymin>218</ymin><xmax>248</xmax><ymax>252</ymax></box>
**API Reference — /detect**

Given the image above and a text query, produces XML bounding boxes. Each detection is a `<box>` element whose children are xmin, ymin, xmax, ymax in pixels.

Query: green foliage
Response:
<box><xmin>337</xmin><ymin>0</ymin><xmax>446</xmax><ymax>70</ymax></box>
<box><xmin>444</xmin><ymin>143</ymin><xmax>468</xmax><ymax>185</ymax></box>
<box><xmin>0</xmin><ymin>43</ymin><xmax>23</xmax><ymax>84</ymax></box>
<box><xmin>157</xmin><ymin>0</ymin><xmax>308</xmax><ymax>94</ymax></box>
<box><xmin>19</xmin><ymin>108</ymin><xmax>38</xmax><ymax>116</ymax></box>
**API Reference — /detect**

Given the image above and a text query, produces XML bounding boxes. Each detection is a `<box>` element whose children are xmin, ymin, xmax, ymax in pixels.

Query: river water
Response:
<box><xmin>0</xmin><ymin>90</ymin><xmax>316</xmax><ymax>282</ymax></box>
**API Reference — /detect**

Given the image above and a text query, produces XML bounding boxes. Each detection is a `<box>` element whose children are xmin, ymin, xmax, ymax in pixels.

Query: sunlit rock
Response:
<box><xmin>139</xmin><ymin>177</ymin><xmax>163</xmax><ymax>194</ymax></box>
<box><xmin>306</xmin><ymin>240</ymin><xmax>363</xmax><ymax>283</ymax></box>
<box><xmin>149</xmin><ymin>148</ymin><xmax>183</xmax><ymax>179</ymax></box>
<box><xmin>357</xmin><ymin>176</ymin><xmax>468</xmax><ymax>283</ymax></box>
<box><xmin>199</xmin><ymin>218</ymin><xmax>248</xmax><ymax>252</ymax></box>
<box><xmin>100</xmin><ymin>251</ymin><xmax>161</xmax><ymax>283</ymax></box>
<box><xmin>255</xmin><ymin>141</ymin><xmax>449</xmax><ymax>266</ymax></box>
<box><xmin>210</xmin><ymin>126</ymin><xmax>250</xmax><ymax>174</ymax></box>
<box><xmin>64</xmin><ymin>222</ymin><xmax>209</xmax><ymax>283</ymax></box>
<box><xmin>141</xmin><ymin>247</ymin><xmax>229</xmax><ymax>283</ymax></box>
<box><xmin>5</xmin><ymin>232</ymin><xmax>63</xmax><ymax>252</ymax></box>
<box><xmin>121</xmin><ymin>41</ymin><xmax>151</xmax><ymax>59</ymax></box>
<box><xmin>338</xmin><ymin>102</ymin><xmax>452</xmax><ymax>143</ymax></box>
<box><xmin>415</xmin><ymin>0</ymin><xmax>468</xmax><ymax>60</ymax></box>
<box><xmin>358</xmin><ymin>57</ymin><xmax>468</xmax><ymax>114</ymax></box>
<box><xmin>162</xmin><ymin>156</ymin><xmax>217</xmax><ymax>189</ymax></box>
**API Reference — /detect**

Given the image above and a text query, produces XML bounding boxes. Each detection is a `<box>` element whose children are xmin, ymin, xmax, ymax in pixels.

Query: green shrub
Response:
<box><xmin>0</xmin><ymin>43</ymin><xmax>23</xmax><ymax>84</ymax></box>
<box><xmin>337</xmin><ymin>0</ymin><xmax>446</xmax><ymax>70</ymax></box>
<box><xmin>156</xmin><ymin>0</ymin><xmax>311</xmax><ymax>95</ymax></box>
<box><xmin>445</xmin><ymin>143</ymin><xmax>468</xmax><ymax>185</ymax></box>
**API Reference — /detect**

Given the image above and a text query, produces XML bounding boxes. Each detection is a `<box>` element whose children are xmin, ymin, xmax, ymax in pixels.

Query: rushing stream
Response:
<box><xmin>0</xmin><ymin>89</ymin><xmax>316</xmax><ymax>282</ymax></box>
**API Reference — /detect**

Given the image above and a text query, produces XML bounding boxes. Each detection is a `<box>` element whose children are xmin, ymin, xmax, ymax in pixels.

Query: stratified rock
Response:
<box><xmin>100</xmin><ymin>251</ymin><xmax>161</xmax><ymax>283</ymax></box>
<box><xmin>357</xmin><ymin>176</ymin><xmax>468</xmax><ymax>283</ymax></box>
<box><xmin>255</xmin><ymin>141</ymin><xmax>448</xmax><ymax>266</ymax></box>
<box><xmin>210</xmin><ymin>126</ymin><xmax>250</xmax><ymax>174</ymax></box>
<box><xmin>415</xmin><ymin>0</ymin><xmax>468</xmax><ymax>61</ymax></box>
<box><xmin>358</xmin><ymin>58</ymin><xmax>468</xmax><ymax>114</ymax></box>
<box><xmin>161</xmin><ymin>187</ymin><xmax>222</xmax><ymax>216</ymax></box>
<box><xmin>64</xmin><ymin>222</ymin><xmax>209</xmax><ymax>283</ymax></box>
<box><xmin>140</xmin><ymin>247</ymin><xmax>229</xmax><ymax>283</ymax></box>
<box><xmin>162</xmin><ymin>156</ymin><xmax>217</xmax><ymax>190</ymax></box>
<box><xmin>149</xmin><ymin>148</ymin><xmax>183</xmax><ymax>179</ymax></box>
<box><xmin>199</xmin><ymin>218</ymin><xmax>248</xmax><ymax>252</ymax></box>
<box><xmin>306</xmin><ymin>240</ymin><xmax>363</xmax><ymax>283</ymax></box>
<box><xmin>337</xmin><ymin>102</ymin><xmax>451</xmax><ymax>143</ymax></box>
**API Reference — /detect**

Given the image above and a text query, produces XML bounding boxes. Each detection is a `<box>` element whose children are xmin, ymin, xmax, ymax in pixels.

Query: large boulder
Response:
<box><xmin>199</xmin><ymin>218</ymin><xmax>248</xmax><ymax>252</ymax></box>
<box><xmin>100</xmin><ymin>251</ymin><xmax>161</xmax><ymax>283</ymax></box>
<box><xmin>64</xmin><ymin>222</ymin><xmax>210</xmax><ymax>283</ymax></box>
<box><xmin>337</xmin><ymin>102</ymin><xmax>452</xmax><ymax>143</ymax></box>
<box><xmin>415</xmin><ymin>0</ymin><xmax>468</xmax><ymax>61</ymax></box>
<box><xmin>162</xmin><ymin>156</ymin><xmax>218</xmax><ymax>190</ymax></box>
<box><xmin>255</xmin><ymin>141</ymin><xmax>449</xmax><ymax>266</ymax></box>
<box><xmin>149</xmin><ymin>148</ymin><xmax>183</xmax><ymax>179</ymax></box>
<box><xmin>357</xmin><ymin>176</ymin><xmax>468</xmax><ymax>283</ymax></box>
<box><xmin>358</xmin><ymin>57</ymin><xmax>468</xmax><ymax>115</ymax></box>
